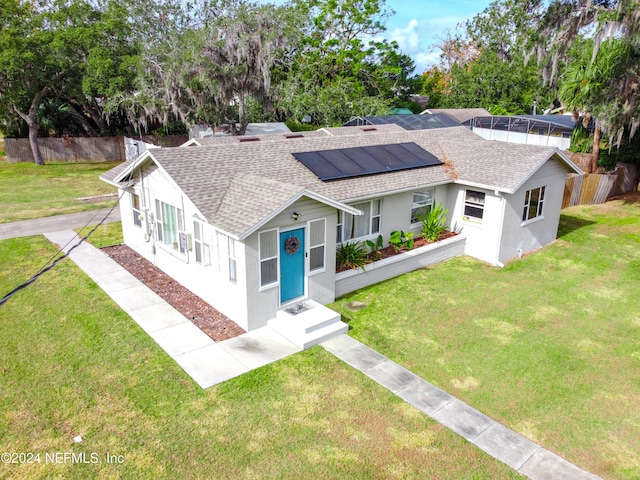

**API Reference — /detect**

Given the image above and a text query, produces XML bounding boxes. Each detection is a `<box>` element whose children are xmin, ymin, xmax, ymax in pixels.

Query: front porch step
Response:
<box><xmin>269</xmin><ymin>300</ymin><xmax>348</xmax><ymax>350</ymax></box>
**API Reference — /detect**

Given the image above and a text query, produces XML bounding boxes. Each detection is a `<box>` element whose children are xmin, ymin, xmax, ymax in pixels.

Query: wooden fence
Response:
<box><xmin>4</xmin><ymin>135</ymin><xmax>188</xmax><ymax>163</ymax></box>
<box><xmin>563</xmin><ymin>163</ymin><xmax>639</xmax><ymax>208</ymax></box>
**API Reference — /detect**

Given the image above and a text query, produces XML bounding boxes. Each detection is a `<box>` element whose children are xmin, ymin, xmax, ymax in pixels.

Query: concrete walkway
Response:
<box><xmin>322</xmin><ymin>335</ymin><xmax>601</xmax><ymax>480</ymax></box>
<box><xmin>0</xmin><ymin>208</ymin><xmax>121</xmax><ymax>240</ymax></box>
<box><xmin>44</xmin><ymin>229</ymin><xmax>301</xmax><ymax>388</ymax></box>
<box><xmin>12</xmin><ymin>218</ymin><xmax>599</xmax><ymax>480</ymax></box>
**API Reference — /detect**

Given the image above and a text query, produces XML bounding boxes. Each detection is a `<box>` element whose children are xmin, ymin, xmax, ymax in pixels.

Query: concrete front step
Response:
<box><xmin>269</xmin><ymin>300</ymin><xmax>347</xmax><ymax>349</ymax></box>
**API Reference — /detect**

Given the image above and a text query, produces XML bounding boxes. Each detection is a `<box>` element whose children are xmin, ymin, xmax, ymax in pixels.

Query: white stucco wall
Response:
<box><xmin>472</xmin><ymin>127</ymin><xmax>570</xmax><ymax>149</ymax></box>
<box><xmin>497</xmin><ymin>157</ymin><xmax>569</xmax><ymax>263</ymax></box>
<box><xmin>342</xmin><ymin>185</ymin><xmax>450</xmax><ymax>245</ymax></box>
<box><xmin>244</xmin><ymin>197</ymin><xmax>338</xmax><ymax>330</ymax></box>
<box><xmin>447</xmin><ymin>185</ymin><xmax>504</xmax><ymax>265</ymax></box>
<box><xmin>120</xmin><ymin>163</ymin><xmax>250</xmax><ymax>330</ymax></box>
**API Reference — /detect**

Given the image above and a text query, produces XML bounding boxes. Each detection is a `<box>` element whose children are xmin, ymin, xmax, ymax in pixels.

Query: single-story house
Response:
<box><xmin>101</xmin><ymin>126</ymin><xmax>582</xmax><ymax>340</ymax></box>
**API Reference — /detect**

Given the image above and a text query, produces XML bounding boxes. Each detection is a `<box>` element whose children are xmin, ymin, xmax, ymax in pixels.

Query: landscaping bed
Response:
<box><xmin>102</xmin><ymin>244</ymin><xmax>244</xmax><ymax>341</ymax></box>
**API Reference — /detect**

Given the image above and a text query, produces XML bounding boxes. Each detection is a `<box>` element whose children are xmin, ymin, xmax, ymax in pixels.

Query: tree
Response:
<box><xmin>536</xmin><ymin>0</ymin><xmax>640</xmax><ymax>144</ymax></box>
<box><xmin>0</xmin><ymin>0</ymin><xmax>55</xmax><ymax>164</ymax></box>
<box><xmin>0</xmin><ymin>0</ymin><xmax>121</xmax><ymax>163</ymax></box>
<box><xmin>273</xmin><ymin>0</ymin><xmax>395</xmax><ymax>126</ymax></box>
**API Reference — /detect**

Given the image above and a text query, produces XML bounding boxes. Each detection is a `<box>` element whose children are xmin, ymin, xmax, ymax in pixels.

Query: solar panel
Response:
<box><xmin>293</xmin><ymin>142</ymin><xmax>443</xmax><ymax>181</ymax></box>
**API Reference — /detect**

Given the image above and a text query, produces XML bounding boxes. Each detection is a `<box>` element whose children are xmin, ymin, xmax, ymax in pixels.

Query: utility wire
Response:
<box><xmin>0</xmin><ymin>193</ymin><xmax>123</xmax><ymax>307</ymax></box>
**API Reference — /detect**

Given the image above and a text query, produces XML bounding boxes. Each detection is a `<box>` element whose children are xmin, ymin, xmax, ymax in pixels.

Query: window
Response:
<box><xmin>522</xmin><ymin>186</ymin><xmax>546</xmax><ymax>222</ymax></box>
<box><xmin>193</xmin><ymin>220</ymin><xmax>211</xmax><ymax>266</ymax></box>
<box><xmin>336</xmin><ymin>199</ymin><xmax>381</xmax><ymax>242</ymax></box>
<box><xmin>155</xmin><ymin>199</ymin><xmax>184</xmax><ymax>252</ymax></box>
<box><xmin>309</xmin><ymin>219</ymin><xmax>326</xmax><ymax>272</ymax></box>
<box><xmin>411</xmin><ymin>188</ymin><xmax>434</xmax><ymax>224</ymax></box>
<box><xmin>463</xmin><ymin>190</ymin><xmax>485</xmax><ymax>222</ymax></box>
<box><xmin>132</xmin><ymin>193</ymin><xmax>142</xmax><ymax>228</ymax></box>
<box><xmin>228</xmin><ymin>237</ymin><xmax>237</xmax><ymax>284</ymax></box>
<box><xmin>259</xmin><ymin>229</ymin><xmax>278</xmax><ymax>287</ymax></box>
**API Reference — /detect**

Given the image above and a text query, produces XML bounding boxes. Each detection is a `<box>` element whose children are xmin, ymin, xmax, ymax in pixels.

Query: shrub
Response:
<box><xmin>420</xmin><ymin>203</ymin><xmax>449</xmax><ymax>242</ymax></box>
<box><xmin>365</xmin><ymin>234</ymin><xmax>384</xmax><ymax>260</ymax></box>
<box><xmin>389</xmin><ymin>230</ymin><xmax>414</xmax><ymax>251</ymax></box>
<box><xmin>336</xmin><ymin>241</ymin><xmax>369</xmax><ymax>271</ymax></box>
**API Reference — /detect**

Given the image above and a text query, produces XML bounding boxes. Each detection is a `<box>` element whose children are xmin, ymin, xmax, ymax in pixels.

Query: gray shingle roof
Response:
<box><xmin>102</xmin><ymin>126</ymin><xmax>577</xmax><ymax>238</ymax></box>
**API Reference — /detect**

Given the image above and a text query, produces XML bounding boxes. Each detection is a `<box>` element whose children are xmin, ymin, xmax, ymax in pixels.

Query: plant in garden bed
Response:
<box><xmin>365</xmin><ymin>234</ymin><xmax>384</xmax><ymax>261</ymax></box>
<box><xmin>389</xmin><ymin>230</ymin><xmax>414</xmax><ymax>252</ymax></box>
<box><xmin>336</xmin><ymin>240</ymin><xmax>369</xmax><ymax>271</ymax></box>
<box><xmin>420</xmin><ymin>202</ymin><xmax>449</xmax><ymax>242</ymax></box>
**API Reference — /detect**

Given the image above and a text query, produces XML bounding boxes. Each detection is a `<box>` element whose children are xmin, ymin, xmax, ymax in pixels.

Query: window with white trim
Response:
<box><xmin>193</xmin><ymin>220</ymin><xmax>211</xmax><ymax>266</ymax></box>
<box><xmin>336</xmin><ymin>199</ymin><xmax>381</xmax><ymax>242</ymax></box>
<box><xmin>155</xmin><ymin>199</ymin><xmax>184</xmax><ymax>252</ymax></box>
<box><xmin>411</xmin><ymin>188</ymin><xmax>434</xmax><ymax>224</ymax></box>
<box><xmin>132</xmin><ymin>193</ymin><xmax>142</xmax><ymax>228</ymax></box>
<box><xmin>228</xmin><ymin>237</ymin><xmax>237</xmax><ymax>284</ymax></box>
<box><xmin>309</xmin><ymin>219</ymin><xmax>326</xmax><ymax>272</ymax></box>
<box><xmin>463</xmin><ymin>190</ymin><xmax>485</xmax><ymax>222</ymax></box>
<box><xmin>522</xmin><ymin>186</ymin><xmax>546</xmax><ymax>222</ymax></box>
<box><xmin>259</xmin><ymin>229</ymin><xmax>278</xmax><ymax>287</ymax></box>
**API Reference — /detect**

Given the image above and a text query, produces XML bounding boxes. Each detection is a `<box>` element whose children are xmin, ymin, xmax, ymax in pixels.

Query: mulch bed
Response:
<box><xmin>102</xmin><ymin>244</ymin><xmax>245</xmax><ymax>342</ymax></box>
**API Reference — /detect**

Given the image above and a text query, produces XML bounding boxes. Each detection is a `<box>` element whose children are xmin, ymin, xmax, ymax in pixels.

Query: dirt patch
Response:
<box><xmin>609</xmin><ymin>189</ymin><xmax>640</xmax><ymax>202</ymax></box>
<box><xmin>102</xmin><ymin>244</ymin><xmax>245</xmax><ymax>341</ymax></box>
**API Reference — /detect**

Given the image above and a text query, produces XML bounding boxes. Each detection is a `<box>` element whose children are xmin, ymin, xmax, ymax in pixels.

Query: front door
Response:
<box><xmin>280</xmin><ymin>228</ymin><xmax>305</xmax><ymax>303</ymax></box>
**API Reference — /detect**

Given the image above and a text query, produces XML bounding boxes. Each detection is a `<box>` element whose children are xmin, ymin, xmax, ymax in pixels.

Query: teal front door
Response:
<box><xmin>280</xmin><ymin>228</ymin><xmax>305</xmax><ymax>303</ymax></box>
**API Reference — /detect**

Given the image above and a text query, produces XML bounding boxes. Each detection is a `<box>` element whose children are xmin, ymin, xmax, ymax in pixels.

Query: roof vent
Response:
<box><xmin>361</xmin><ymin>127</ymin><xmax>377</xmax><ymax>132</ymax></box>
<box><xmin>285</xmin><ymin>133</ymin><xmax>304</xmax><ymax>139</ymax></box>
<box><xmin>238</xmin><ymin>137</ymin><xmax>260</xmax><ymax>142</ymax></box>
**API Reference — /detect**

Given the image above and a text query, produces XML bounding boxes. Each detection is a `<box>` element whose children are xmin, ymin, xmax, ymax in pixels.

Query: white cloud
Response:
<box><xmin>388</xmin><ymin>18</ymin><xmax>421</xmax><ymax>54</ymax></box>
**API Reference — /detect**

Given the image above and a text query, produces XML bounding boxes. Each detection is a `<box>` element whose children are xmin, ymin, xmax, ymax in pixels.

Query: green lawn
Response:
<box><xmin>0</xmin><ymin>159</ymin><xmax>119</xmax><ymax>223</ymax></box>
<box><xmin>0</xmin><ymin>236</ymin><xmax>521</xmax><ymax>479</ymax></box>
<box><xmin>330</xmin><ymin>198</ymin><xmax>640</xmax><ymax>480</ymax></box>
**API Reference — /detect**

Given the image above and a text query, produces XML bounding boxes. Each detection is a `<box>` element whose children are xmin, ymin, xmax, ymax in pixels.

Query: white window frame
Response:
<box><xmin>463</xmin><ymin>190</ymin><xmax>485</xmax><ymax>223</ymax></box>
<box><xmin>410</xmin><ymin>188</ymin><xmax>434</xmax><ymax>225</ymax></box>
<box><xmin>336</xmin><ymin>199</ymin><xmax>381</xmax><ymax>243</ymax></box>
<box><xmin>308</xmin><ymin>218</ymin><xmax>326</xmax><ymax>274</ymax></box>
<box><xmin>155</xmin><ymin>199</ymin><xmax>185</xmax><ymax>253</ymax></box>
<box><xmin>522</xmin><ymin>186</ymin><xmax>546</xmax><ymax>224</ymax></box>
<box><xmin>228</xmin><ymin>237</ymin><xmax>237</xmax><ymax>284</ymax></box>
<box><xmin>132</xmin><ymin>192</ymin><xmax>142</xmax><ymax>228</ymax></box>
<box><xmin>259</xmin><ymin>229</ymin><xmax>279</xmax><ymax>289</ymax></box>
<box><xmin>193</xmin><ymin>220</ymin><xmax>211</xmax><ymax>266</ymax></box>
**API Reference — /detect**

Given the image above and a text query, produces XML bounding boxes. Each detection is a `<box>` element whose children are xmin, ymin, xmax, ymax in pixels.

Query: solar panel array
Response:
<box><xmin>293</xmin><ymin>142</ymin><xmax>443</xmax><ymax>181</ymax></box>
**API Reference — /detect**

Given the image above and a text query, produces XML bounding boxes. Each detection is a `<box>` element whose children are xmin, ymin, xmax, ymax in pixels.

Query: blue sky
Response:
<box><xmin>260</xmin><ymin>0</ymin><xmax>494</xmax><ymax>74</ymax></box>
<box><xmin>378</xmin><ymin>0</ymin><xmax>493</xmax><ymax>73</ymax></box>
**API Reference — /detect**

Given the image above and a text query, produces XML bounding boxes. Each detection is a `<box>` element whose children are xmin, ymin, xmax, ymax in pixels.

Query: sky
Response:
<box><xmin>378</xmin><ymin>0</ymin><xmax>494</xmax><ymax>73</ymax></box>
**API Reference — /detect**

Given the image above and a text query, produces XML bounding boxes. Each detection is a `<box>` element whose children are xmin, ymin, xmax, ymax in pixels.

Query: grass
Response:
<box><xmin>0</xmin><ymin>158</ymin><xmax>119</xmax><ymax>223</ymax></box>
<box><xmin>76</xmin><ymin>221</ymin><xmax>124</xmax><ymax>248</ymax></box>
<box><xmin>0</xmin><ymin>235</ymin><xmax>522</xmax><ymax>479</ymax></box>
<box><xmin>330</xmin><ymin>198</ymin><xmax>640</xmax><ymax>480</ymax></box>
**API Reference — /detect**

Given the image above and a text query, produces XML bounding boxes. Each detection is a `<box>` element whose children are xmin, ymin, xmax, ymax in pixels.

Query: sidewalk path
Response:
<box><xmin>0</xmin><ymin>208</ymin><xmax>121</xmax><ymax>240</ymax></box>
<box><xmin>44</xmin><ymin>229</ymin><xmax>301</xmax><ymax>388</ymax></box>
<box><xmin>321</xmin><ymin>335</ymin><xmax>602</xmax><ymax>480</ymax></box>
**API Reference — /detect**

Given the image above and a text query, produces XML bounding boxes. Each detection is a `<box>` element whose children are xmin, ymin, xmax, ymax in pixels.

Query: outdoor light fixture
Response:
<box><xmin>291</xmin><ymin>212</ymin><xmax>300</xmax><ymax>220</ymax></box>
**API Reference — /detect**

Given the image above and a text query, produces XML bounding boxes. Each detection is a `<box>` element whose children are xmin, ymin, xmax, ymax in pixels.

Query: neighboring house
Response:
<box><xmin>189</xmin><ymin>122</ymin><xmax>291</xmax><ymax>139</ymax></box>
<box><xmin>464</xmin><ymin>115</ymin><xmax>577</xmax><ymax>150</ymax></box>
<box><xmin>101</xmin><ymin>126</ymin><xmax>582</xmax><ymax>338</ymax></box>
<box><xmin>421</xmin><ymin>108</ymin><xmax>492</xmax><ymax>124</ymax></box>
